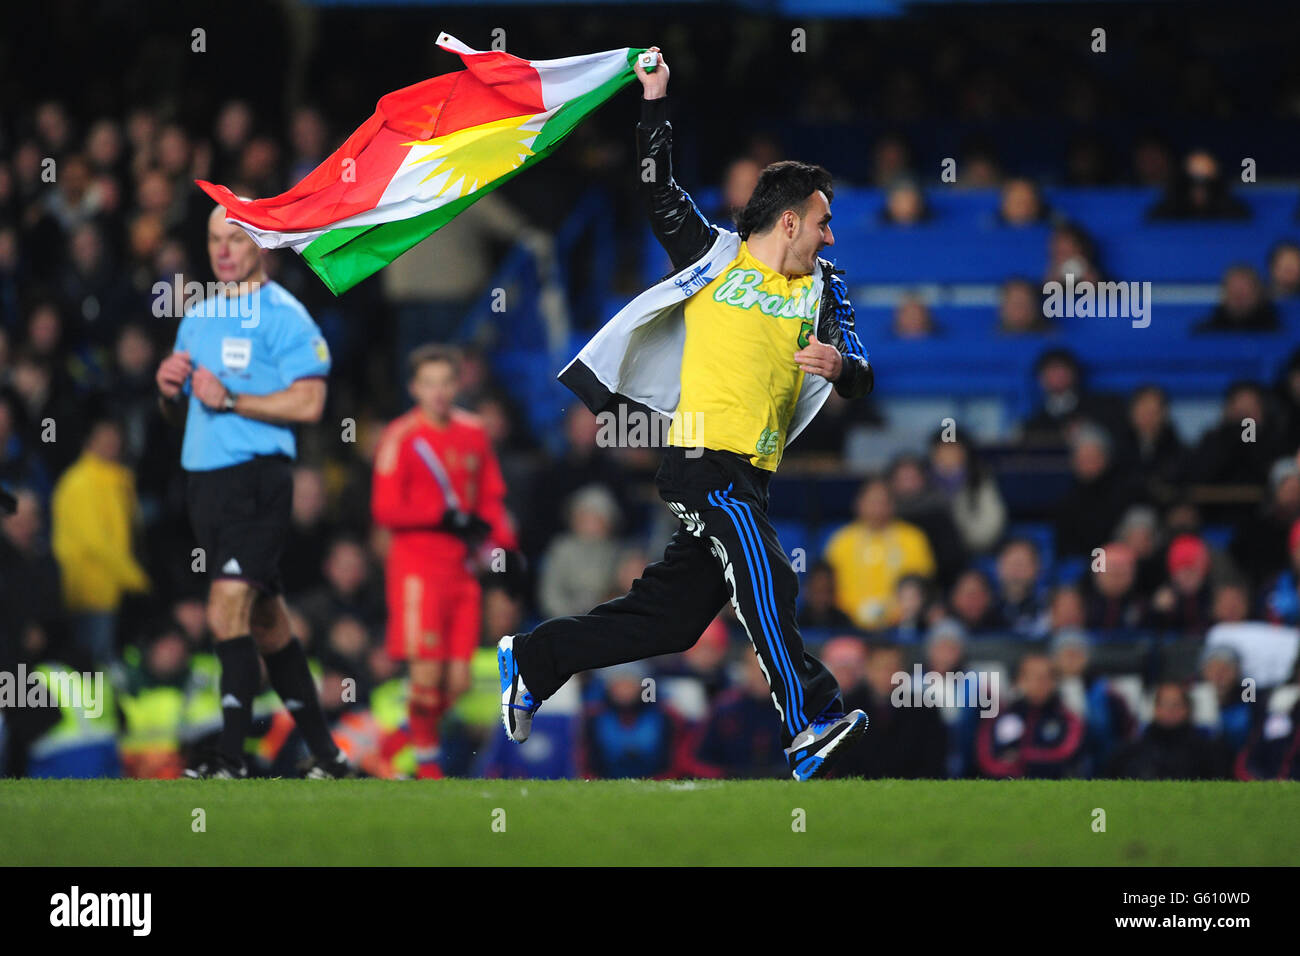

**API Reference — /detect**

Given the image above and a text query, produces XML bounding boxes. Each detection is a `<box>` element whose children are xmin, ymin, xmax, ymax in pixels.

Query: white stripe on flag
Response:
<box><xmin>434</xmin><ymin>34</ymin><xmax>633</xmax><ymax>113</ymax></box>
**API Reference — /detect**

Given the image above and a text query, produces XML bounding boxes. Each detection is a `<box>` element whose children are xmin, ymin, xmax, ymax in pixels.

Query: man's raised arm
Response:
<box><xmin>634</xmin><ymin>47</ymin><xmax>716</xmax><ymax>272</ymax></box>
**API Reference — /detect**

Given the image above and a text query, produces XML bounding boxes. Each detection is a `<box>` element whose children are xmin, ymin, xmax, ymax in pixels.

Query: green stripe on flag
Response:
<box><xmin>302</xmin><ymin>49</ymin><xmax>645</xmax><ymax>296</ymax></box>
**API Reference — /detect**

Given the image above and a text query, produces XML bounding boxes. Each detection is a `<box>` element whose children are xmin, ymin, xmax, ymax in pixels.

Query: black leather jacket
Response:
<box><xmin>638</xmin><ymin>96</ymin><xmax>873</xmax><ymax>400</ymax></box>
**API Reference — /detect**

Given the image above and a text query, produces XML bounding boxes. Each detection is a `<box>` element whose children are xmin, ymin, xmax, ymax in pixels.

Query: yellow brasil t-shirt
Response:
<box><xmin>668</xmin><ymin>242</ymin><xmax>821</xmax><ymax>471</ymax></box>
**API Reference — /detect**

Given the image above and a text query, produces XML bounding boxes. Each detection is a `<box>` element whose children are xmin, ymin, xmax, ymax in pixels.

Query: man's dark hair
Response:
<box><xmin>999</xmin><ymin>536</ymin><xmax>1041</xmax><ymax>562</ymax></box>
<box><xmin>1268</xmin><ymin>239</ymin><xmax>1300</xmax><ymax>268</ymax></box>
<box><xmin>1153</xmin><ymin>680</ymin><xmax>1191</xmax><ymax>710</ymax></box>
<box><xmin>866</xmin><ymin>641</ymin><xmax>903</xmax><ymax>661</ymax></box>
<box><xmin>86</xmin><ymin>413</ymin><xmax>124</xmax><ymax>433</ymax></box>
<box><xmin>807</xmin><ymin>559</ymin><xmax>836</xmax><ymax>580</ymax></box>
<box><xmin>1131</xmin><ymin>383</ymin><xmax>1169</xmax><ymax>408</ymax></box>
<box><xmin>1213</xmin><ymin>573</ymin><xmax>1251</xmax><ymax>600</ymax></box>
<box><xmin>856</xmin><ymin>474</ymin><xmax>890</xmax><ymax>497</ymax></box>
<box><xmin>83</xmin><ymin>414</ymin><xmax>124</xmax><ymax>447</ymax></box>
<box><xmin>408</xmin><ymin>343</ymin><xmax>461</xmax><ymax>380</ymax></box>
<box><xmin>1223</xmin><ymin>378</ymin><xmax>1264</xmax><ymax>403</ymax></box>
<box><xmin>11</xmin><ymin>347</ymin><xmax>49</xmax><ymax>371</ymax></box>
<box><xmin>1015</xmin><ymin>651</ymin><xmax>1053</xmax><ymax>680</ymax></box>
<box><xmin>1033</xmin><ymin>346</ymin><xmax>1082</xmax><ymax>377</ymax></box>
<box><xmin>734</xmin><ymin>161</ymin><xmax>833</xmax><ymax>240</ymax></box>
<box><xmin>886</xmin><ymin>451</ymin><xmax>928</xmax><ymax>484</ymax></box>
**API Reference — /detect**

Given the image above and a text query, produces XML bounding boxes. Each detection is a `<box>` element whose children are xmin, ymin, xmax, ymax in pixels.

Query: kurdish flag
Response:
<box><xmin>197</xmin><ymin>33</ymin><xmax>645</xmax><ymax>295</ymax></box>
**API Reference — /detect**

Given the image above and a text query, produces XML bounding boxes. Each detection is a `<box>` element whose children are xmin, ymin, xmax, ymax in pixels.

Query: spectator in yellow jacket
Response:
<box><xmin>824</xmin><ymin>477</ymin><xmax>936</xmax><ymax>630</ymax></box>
<box><xmin>51</xmin><ymin>418</ymin><xmax>150</xmax><ymax>664</ymax></box>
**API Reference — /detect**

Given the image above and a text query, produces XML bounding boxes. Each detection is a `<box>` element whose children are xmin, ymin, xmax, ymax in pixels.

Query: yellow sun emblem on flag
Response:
<box><xmin>403</xmin><ymin>114</ymin><xmax>540</xmax><ymax>199</ymax></box>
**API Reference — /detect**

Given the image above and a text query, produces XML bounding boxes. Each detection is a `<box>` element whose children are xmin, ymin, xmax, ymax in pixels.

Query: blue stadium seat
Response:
<box><xmin>810</xmin><ymin>524</ymin><xmax>839</xmax><ymax>559</ymax></box>
<box><xmin>867</xmin><ymin>333</ymin><xmax>1288</xmax><ymax>401</ymax></box>
<box><xmin>1052</xmin><ymin>556</ymin><xmax>1089</xmax><ymax>586</ymax></box>
<box><xmin>1201</xmin><ymin>525</ymin><xmax>1235</xmax><ymax>551</ymax></box>
<box><xmin>1042</xmin><ymin>187</ymin><xmax>1158</xmax><ymax>230</ymax></box>
<box><xmin>1098</xmin><ymin>225</ymin><xmax>1283</xmax><ymax>281</ymax></box>
<box><xmin>832</xmin><ymin>224</ymin><xmax>1051</xmax><ymax>283</ymax></box>
<box><xmin>772</xmin><ymin>519</ymin><xmax>812</xmax><ymax>557</ymax></box>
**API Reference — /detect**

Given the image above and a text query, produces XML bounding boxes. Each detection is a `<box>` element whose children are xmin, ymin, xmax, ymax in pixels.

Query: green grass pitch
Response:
<box><xmin>1</xmin><ymin>779</ymin><xmax>1296</xmax><ymax>866</ymax></box>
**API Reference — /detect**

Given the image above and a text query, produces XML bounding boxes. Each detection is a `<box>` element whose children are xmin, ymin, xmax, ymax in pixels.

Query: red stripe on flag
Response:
<box><xmin>195</xmin><ymin>50</ymin><xmax>544</xmax><ymax>233</ymax></box>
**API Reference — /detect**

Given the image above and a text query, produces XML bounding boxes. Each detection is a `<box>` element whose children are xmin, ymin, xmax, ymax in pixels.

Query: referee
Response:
<box><xmin>156</xmin><ymin>205</ymin><xmax>351</xmax><ymax>779</ymax></box>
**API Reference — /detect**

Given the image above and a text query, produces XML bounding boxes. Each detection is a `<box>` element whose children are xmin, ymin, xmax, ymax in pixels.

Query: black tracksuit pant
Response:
<box><xmin>514</xmin><ymin>446</ymin><xmax>843</xmax><ymax>748</ymax></box>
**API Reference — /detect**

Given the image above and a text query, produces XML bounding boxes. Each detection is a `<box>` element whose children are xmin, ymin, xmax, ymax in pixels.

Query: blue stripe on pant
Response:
<box><xmin>709</xmin><ymin>488</ymin><xmax>806</xmax><ymax>733</ymax></box>
<box><xmin>695</xmin><ymin>477</ymin><xmax>841</xmax><ymax>747</ymax></box>
<box><xmin>725</xmin><ymin>489</ymin><xmax>810</xmax><ymax>725</ymax></box>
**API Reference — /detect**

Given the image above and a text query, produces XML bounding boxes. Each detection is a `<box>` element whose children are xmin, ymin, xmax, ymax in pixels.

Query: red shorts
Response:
<box><xmin>385</xmin><ymin>566</ymin><xmax>481</xmax><ymax>662</ymax></box>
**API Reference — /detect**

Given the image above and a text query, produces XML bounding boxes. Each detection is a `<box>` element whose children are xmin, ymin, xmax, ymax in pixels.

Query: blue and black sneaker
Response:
<box><xmin>784</xmin><ymin>709</ymin><xmax>869</xmax><ymax>781</ymax></box>
<box><xmin>498</xmin><ymin>635</ymin><xmax>540</xmax><ymax>743</ymax></box>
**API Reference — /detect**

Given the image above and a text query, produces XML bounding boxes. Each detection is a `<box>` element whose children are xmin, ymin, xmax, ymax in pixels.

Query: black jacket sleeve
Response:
<box><xmin>817</xmin><ymin>261</ymin><xmax>873</xmax><ymax>399</ymax></box>
<box><xmin>637</xmin><ymin>96</ymin><xmax>716</xmax><ymax>272</ymax></box>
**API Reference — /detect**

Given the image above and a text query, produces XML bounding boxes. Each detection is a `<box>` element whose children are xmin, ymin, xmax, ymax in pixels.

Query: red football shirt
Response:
<box><xmin>371</xmin><ymin>407</ymin><xmax>516</xmax><ymax>574</ymax></box>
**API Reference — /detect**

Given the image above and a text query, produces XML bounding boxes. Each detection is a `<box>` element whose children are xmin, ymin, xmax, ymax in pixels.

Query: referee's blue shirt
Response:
<box><xmin>174</xmin><ymin>280</ymin><xmax>331</xmax><ymax>472</ymax></box>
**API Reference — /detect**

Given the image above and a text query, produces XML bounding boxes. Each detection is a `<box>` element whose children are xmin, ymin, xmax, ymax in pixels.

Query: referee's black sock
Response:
<box><xmin>264</xmin><ymin>637</ymin><xmax>340</xmax><ymax>762</ymax></box>
<box><xmin>215</xmin><ymin>635</ymin><xmax>260</xmax><ymax>765</ymax></box>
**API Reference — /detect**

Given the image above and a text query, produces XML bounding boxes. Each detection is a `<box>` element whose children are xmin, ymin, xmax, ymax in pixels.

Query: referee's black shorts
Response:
<box><xmin>185</xmin><ymin>454</ymin><xmax>292</xmax><ymax>595</ymax></box>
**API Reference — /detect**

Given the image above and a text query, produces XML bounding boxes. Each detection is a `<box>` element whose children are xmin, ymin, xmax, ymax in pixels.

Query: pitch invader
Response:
<box><xmin>499</xmin><ymin>48</ymin><xmax>875</xmax><ymax>780</ymax></box>
<box><xmin>372</xmin><ymin>345</ymin><xmax>518</xmax><ymax>779</ymax></box>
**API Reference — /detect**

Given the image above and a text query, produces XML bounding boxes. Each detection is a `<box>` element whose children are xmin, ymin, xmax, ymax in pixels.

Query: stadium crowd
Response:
<box><xmin>3</xmin><ymin>4</ymin><xmax>1300</xmax><ymax>781</ymax></box>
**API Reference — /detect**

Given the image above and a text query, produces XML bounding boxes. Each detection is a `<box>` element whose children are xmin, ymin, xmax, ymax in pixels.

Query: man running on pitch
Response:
<box><xmin>499</xmin><ymin>48</ymin><xmax>875</xmax><ymax>780</ymax></box>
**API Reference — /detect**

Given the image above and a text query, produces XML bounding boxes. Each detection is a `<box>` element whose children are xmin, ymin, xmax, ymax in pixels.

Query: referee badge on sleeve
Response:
<box><xmin>312</xmin><ymin>337</ymin><xmax>330</xmax><ymax>363</ymax></box>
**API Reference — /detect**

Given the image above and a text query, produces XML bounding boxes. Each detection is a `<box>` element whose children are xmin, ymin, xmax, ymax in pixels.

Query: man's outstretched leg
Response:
<box><xmin>500</xmin><ymin>527</ymin><xmax>728</xmax><ymax>742</ymax></box>
<box><xmin>648</xmin><ymin>448</ymin><xmax>867</xmax><ymax>779</ymax></box>
<box><xmin>502</xmin><ymin>448</ymin><xmax>866</xmax><ymax>780</ymax></box>
<box><xmin>697</xmin><ymin>481</ymin><xmax>868</xmax><ymax>780</ymax></box>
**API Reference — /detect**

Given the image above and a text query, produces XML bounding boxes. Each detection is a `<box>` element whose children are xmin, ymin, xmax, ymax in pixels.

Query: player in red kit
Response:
<box><xmin>372</xmin><ymin>345</ymin><xmax>517</xmax><ymax>779</ymax></box>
